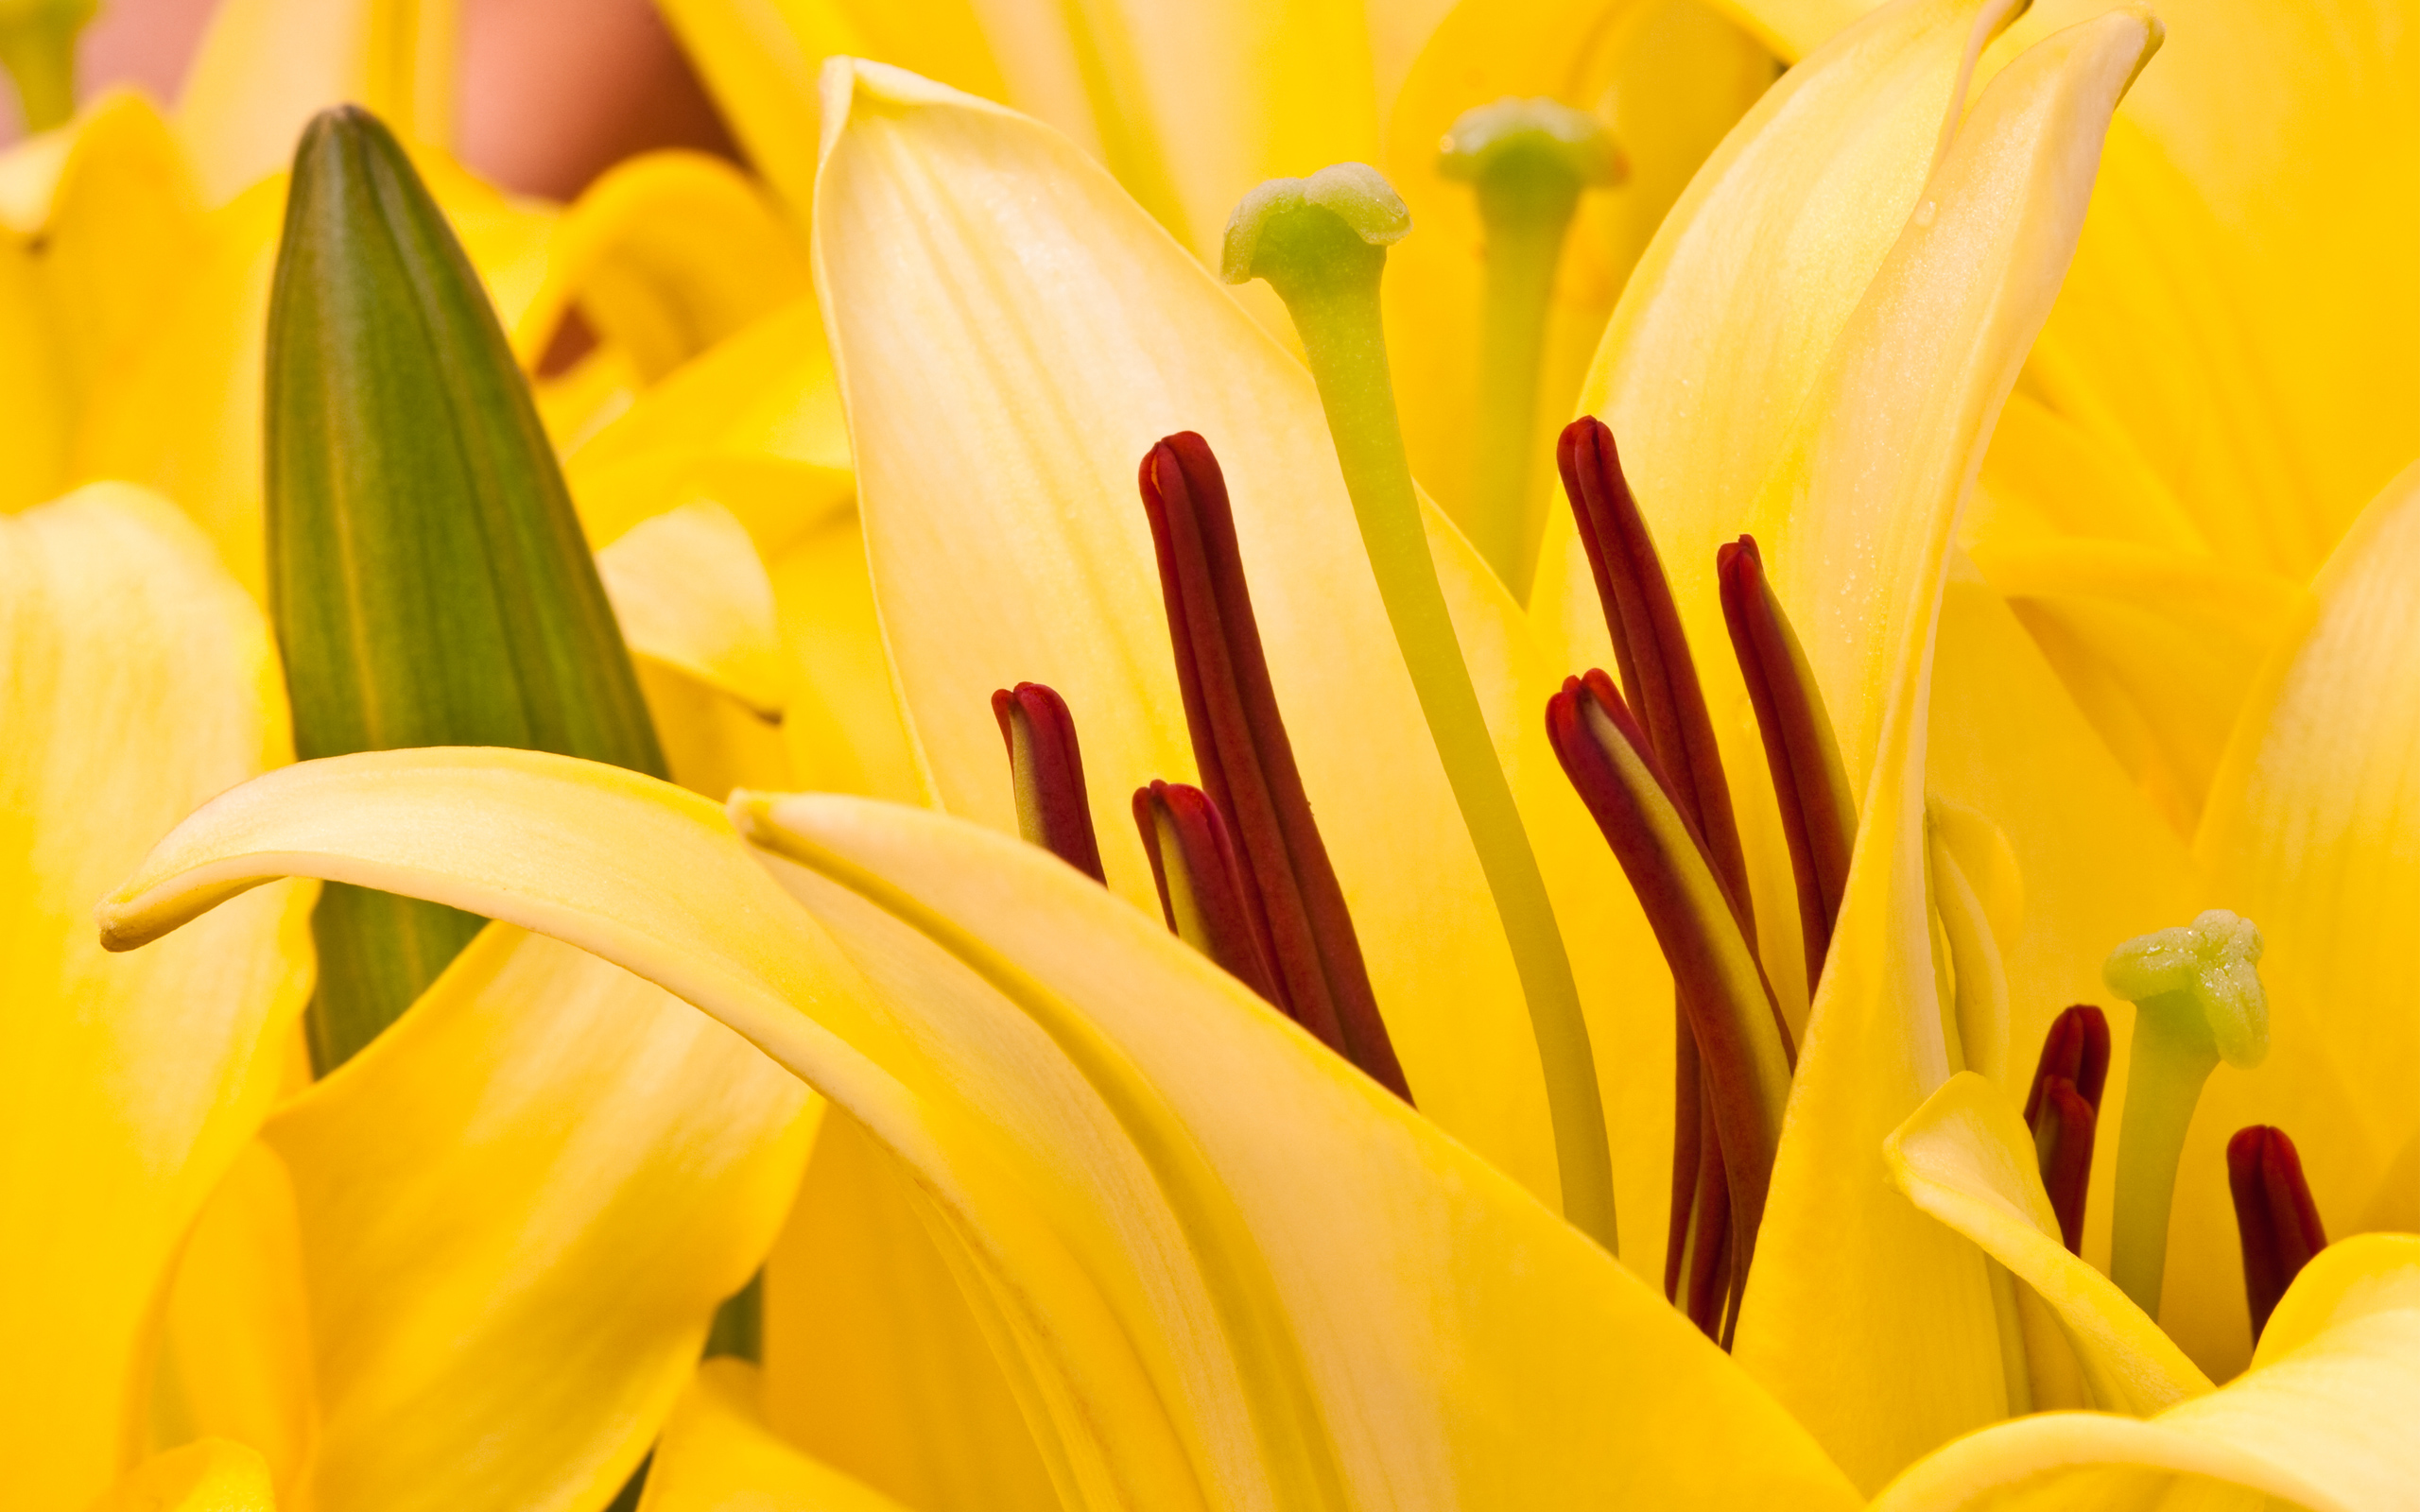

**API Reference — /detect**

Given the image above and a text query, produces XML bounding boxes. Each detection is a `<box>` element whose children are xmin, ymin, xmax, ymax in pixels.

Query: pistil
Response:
<box><xmin>1139</xmin><ymin>433</ymin><xmax>1410</xmax><ymax>1103</ymax></box>
<box><xmin>0</xmin><ymin>0</ymin><xmax>94</xmax><ymax>132</ymax></box>
<box><xmin>2227</xmin><ymin>1125</ymin><xmax>2326</xmax><ymax>1340</ymax></box>
<box><xmin>1718</xmin><ymin>535</ymin><xmax>1858</xmax><ymax>995</ymax></box>
<box><xmin>1223</xmin><ymin>171</ymin><xmax>1609</xmax><ymax>1238</ymax></box>
<box><xmin>2022</xmin><ymin>1005</ymin><xmax>2110</xmax><ymax>1254</ymax></box>
<box><xmin>1133</xmin><ymin>780</ymin><xmax>1282</xmax><ymax>1006</ymax></box>
<box><xmin>1439</xmin><ymin>99</ymin><xmax>1622</xmax><ymax>594</ymax></box>
<box><xmin>2103</xmin><ymin>911</ymin><xmax>2269</xmax><ymax>1316</ymax></box>
<box><xmin>991</xmin><ymin>682</ymin><xmax>1108</xmax><ymax>883</ymax></box>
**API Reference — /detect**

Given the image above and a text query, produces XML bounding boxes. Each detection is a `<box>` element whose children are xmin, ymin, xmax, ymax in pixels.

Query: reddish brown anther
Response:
<box><xmin>1139</xmin><ymin>432</ymin><xmax>1411</xmax><ymax>1103</ymax></box>
<box><xmin>1559</xmin><ymin>416</ymin><xmax>1760</xmax><ymax>1330</ymax></box>
<box><xmin>2022</xmin><ymin>1005</ymin><xmax>2109</xmax><ymax>1254</ymax></box>
<box><xmin>2228</xmin><ymin>1125</ymin><xmax>2327</xmax><ymax>1340</ymax></box>
<box><xmin>2025</xmin><ymin>1005</ymin><xmax>2112</xmax><ymax>1125</ymax></box>
<box><xmin>992</xmin><ymin>682</ymin><xmax>1106</xmax><ymax>884</ymax></box>
<box><xmin>2031</xmin><ymin>1078</ymin><xmax>2097</xmax><ymax>1253</ymax></box>
<box><xmin>1132</xmin><ymin>781</ymin><xmax>1282</xmax><ymax>1006</ymax></box>
<box><xmin>1718</xmin><ymin>535</ymin><xmax>1858</xmax><ymax>995</ymax></box>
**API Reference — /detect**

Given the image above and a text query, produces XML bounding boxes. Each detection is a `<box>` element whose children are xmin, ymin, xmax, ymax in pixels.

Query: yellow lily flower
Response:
<box><xmin>120</xmin><ymin>0</ymin><xmax>2420</xmax><ymax>1502</ymax></box>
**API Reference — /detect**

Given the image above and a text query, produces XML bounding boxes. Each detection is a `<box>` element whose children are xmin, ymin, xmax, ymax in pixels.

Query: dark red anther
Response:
<box><xmin>2031</xmin><ymin>1077</ymin><xmax>2097</xmax><ymax>1253</ymax></box>
<box><xmin>1132</xmin><ymin>781</ymin><xmax>1283</xmax><ymax>1006</ymax></box>
<box><xmin>1139</xmin><ymin>433</ymin><xmax>1411</xmax><ymax>1103</ymax></box>
<box><xmin>2022</xmin><ymin>1005</ymin><xmax>2108</xmax><ymax>1254</ymax></box>
<box><xmin>992</xmin><ymin>682</ymin><xmax>1106</xmax><ymax>884</ymax></box>
<box><xmin>1718</xmin><ymin>535</ymin><xmax>1858</xmax><ymax>995</ymax></box>
<box><xmin>1556</xmin><ymin>417</ymin><xmax>1753</xmax><ymax>925</ymax></box>
<box><xmin>2228</xmin><ymin>1125</ymin><xmax>2327</xmax><ymax>1341</ymax></box>
<box><xmin>2024</xmin><ymin>1005</ymin><xmax>2112</xmax><ymax>1125</ymax></box>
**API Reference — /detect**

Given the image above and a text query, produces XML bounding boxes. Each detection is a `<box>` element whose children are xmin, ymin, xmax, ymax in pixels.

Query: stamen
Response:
<box><xmin>991</xmin><ymin>682</ymin><xmax>1107</xmax><ymax>884</ymax></box>
<box><xmin>1139</xmin><ymin>434</ymin><xmax>1410</xmax><ymax>1103</ymax></box>
<box><xmin>2023</xmin><ymin>1005</ymin><xmax>2110</xmax><ymax>1253</ymax></box>
<box><xmin>2103</xmin><ymin>911</ymin><xmax>2269</xmax><ymax>1315</ymax></box>
<box><xmin>1547</xmin><ymin>669</ymin><xmax>1794</xmax><ymax>1296</ymax></box>
<box><xmin>1557</xmin><ymin>416</ymin><xmax>1757</xmax><ymax>1317</ymax></box>
<box><xmin>1437</xmin><ymin>98</ymin><xmax>1623</xmax><ymax>593</ymax></box>
<box><xmin>1718</xmin><ymin>535</ymin><xmax>1858</xmax><ymax>994</ymax></box>
<box><xmin>1132</xmin><ymin>780</ymin><xmax>1283</xmax><ymax>1007</ymax></box>
<box><xmin>2226</xmin><ymin>1125</ymin><xmax>2327</xmax><ymax>1341</ymax></box>
<box><xmin>1225</xmin><ymin>172</ymin><xmax>1610</xmax><ymax>1239</ymax></box>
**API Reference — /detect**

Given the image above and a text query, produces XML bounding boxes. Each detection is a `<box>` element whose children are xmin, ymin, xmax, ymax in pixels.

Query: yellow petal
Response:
<box><xmin>1868</xmin><ymin>1233</ymin><xmax>2420</xmax><ymax>1511</ymax></box>
<box><xmin>598</xmin><ymin>501</ymin><xmax>787</xmax><ymax>715</ymax></box>
<box><xmin>1705</xmin><ymin>0</ymin><xmax>1875</xmax><ymax>59</ymax></box>
<box><xmin>1</xmin><ymin>490</ymin><xmax>312</xmax><ymax>1510</ymax></box>
<box><xmin>177</xmin><ymin>0</ymin><xmax>458</xmax><ymax>204</ymax></box>
<box><xmin>769</xmin><ymin>507</ymin><xmax>927</xmax><ymax>805</ymax></box>
<box><xmin>507</xmin><ymin>150</ymin><xmax>811</xmax><ymax>381</ymax></box>
<box><xmin>263</xmin><ymin>920</ymin><xmax>813</xmax><ymax>1511</ymax></box>
<box><xmin>87</xmin><ymin>1439</ymin><xmax>276</xmax><ymax>1512</ymax></box>
<box><xmin>762</xmin><ymin>1109</ymin><xmax>1059</xmax><ymax>1511</ymax></box>
<box><xmin>2179</xmin><ymin>461</ymin><xmax>2420</xmax><ymax>1378</ymax></box>
<box><xmin>1885</xmin><ymin>1072</ymin><xmax>2210</xmax><ymax>1413</ymax></box>
<box><xmin>1722</xmin><ymin>9</ymin><xmax>2161</xmax><ymax>1488</ymax></box>
<box><xmin>103</xmin><ymin>747</ymin><xmax>1863</xmax><ymax>1508</ymax></box>
<box><xmin>640</xmin><ymin>1359</ymin><xmax>914</xmax><ymax>1512</ymax></box>
<box><xmin>152</xmin><ymin>1144</ymin><xmax>317</xmax><ymax>1503</ymax></box>
<box><xmin>1998</xmin><ymin>0</ymin><xmax>2420</xmax><ymax>585</ymax></box>
<box><xmin>812</xmin><ymin>57</ymin><xmax>1624</xmax><ymax>1215</ymax></box>
<box><xmin>1965</xmin><ymin>537</ymin><xmax>2308</xmax><ymax>835</ymax></box>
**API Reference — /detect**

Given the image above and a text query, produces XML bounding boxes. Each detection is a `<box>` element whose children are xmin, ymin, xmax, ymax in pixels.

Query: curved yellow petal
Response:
<box><xmin>1886</xmin><ymin>1072</ymin><xmax>2210</xmax><ymax>1413</ymax></box>
<box><xmin>2177</xmin><ymin>462</ymin><xmax>2420</xmax><ymax>1378</ymax></box>
<box><xmin>640</xmin><ymin>1359</ymin><xmax>914</xmax><ymax>1512</ymax></box>
<box><xmin>88</xmin><ymin>1438</ymin><xmax>277</xmax><ymax>1512</ymax></box>
<box><xmin>762</xmin><ymin>1109</ymin><xmax>1059</xmax><ymax>1512</ymax></box>
<box><xmin>1704</xmin><ymin>0</ymin><xmax>1876</xmax><ymax>59</ymax></box>
<box><xmin>770</xmin><ymin>507</ymin><xmax>926</xmax><ymax>805</ymax></box>
<box><xmin>1869</xmin><ymin>1234</ymin><xmax>2420</xmax><ymax>1511</ymax></box>
<box><xmin>264</xmin><ymin>920</ymin><xmax>813</xmax><ymax>1512</ymax></box>
<box><xmin>101</xmin><ymin>747</ymin><xmax>1862</xmax><ymax>1509</ymax></box>
<box><xmin>1</xmin><ymin>490</ymin><xmax>312</xmax><ymax>1510</ymax></box>
<box><xmin>811</xmin><ymin>57</ymin><xmax>1630</xmax><ymax>1215</ymax></box>
<box><xmin>1721</xmin><ymin>9</ymin><xmax>2160</xmax><ymax>1488</ymax></box>
<box><xmin>177</xmin><ymin>0</ymin><xmax>458</xmax><ymax>204</ymax></box>
<box><xmin>599</xmin><ymin>501</ymin><xmax>787</xmax><ymax>716</ymax></box>
<box><xmin>506</xmin><ymin>150</ymin><xmax>810</xmax><ymax>380</ymax></box>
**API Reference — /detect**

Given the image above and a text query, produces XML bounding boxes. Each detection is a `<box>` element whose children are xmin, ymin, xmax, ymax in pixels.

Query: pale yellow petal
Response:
<box><xmin>640</xmin><ymin>1359</ymin><xmax>915</xmax><ymax>1512</ymax></box>
<box><xmin>87</xmin><ymin>1439</ymin><xmax>277</xmax><ymax>1512</ymax></box>
<box><xmin>0</xmin><ymin>490</ymin><xmax>312</xmax><ymax>1510</ymax></box>
<box><xmin>1703</xmin><ymin>0</ymin><xmax>1876</xmax><ymax>59</ymax></box>
<box><xmin>2175</xmin><ymin>462</ymin><xmax>2420</xmax><ymax>1379</ymax></box>
<box><xmin>1725</xmin><ymin>10</ymin><xmax>2161</xmax><ymax>1488</ymax></box>
<box><xmin>177</xmin><ymin>0</ymin><xmax>458</xmax><ymax>204</ymax></box>
<box><xmin>1886</xmin><ymin>1072</ymin><xmax>2211</xmax><ymax>1413</ymax></box>
<box><xmin>101</xmin><ymin>747</ymin><xmax>1863</xmax><ymax>1509</ymax></box>
<box><xmin>769</xmin><ymin>507</ymin><xmax>927</xmax><ymax>805</ymax></box>
<box><xmin>599</xmin><ymin>501</ymin><xmax>787</xmax><ymax>715</ymax></box>
<box><xmin>762</xmin><ymin>1110</ymin><xmax>1059</xmax><ymax>1512</ymax></box>
<box><xmin>264</xmin><ymin>920</ymin><xmax>813</xmax><ymax>1512</ymax></box>
<box><xmin>812</xmin><ymin>58</ymin><xmax>1590</xmax><ymax>1213</ymax></box>
<box><xmin>1869</xmin><ymin>1234</ymin><xmax>2420</xmax><ymax>1512</ymax></box>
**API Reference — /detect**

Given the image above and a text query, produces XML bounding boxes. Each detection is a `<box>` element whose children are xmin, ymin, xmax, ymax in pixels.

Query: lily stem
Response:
<box><xmin>1266</xmin><ymin>233</ymin><xmax>1617</xmax><ymax>1253</ymax></box>
<box><xmin>2108</xmin><ymin>1005</ymin><xmax>2219</xmax><ymax>1318</ymax></box>
<box><xmin>1467</xmin><ymin>181</ymin><xmax>1579</xmax><ymax>598</ymax></box>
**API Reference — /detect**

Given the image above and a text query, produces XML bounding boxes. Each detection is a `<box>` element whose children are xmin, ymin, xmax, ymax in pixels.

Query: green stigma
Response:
<box><xmin>2104</xmin><ymin>909</ymin><xmax>2268</xmax><ymax>1317</ymax></box>
<box><xmin>1439</xmin><ymin>97</ymin><xmax>1622</xmax><ymax>597</ymax></box>
<box><xmin>0</xmin><ymin>0</ymin><xmax>95</xmax><ymax>132</ymax></box>
<box><xmin>1223</xmin><ymin>163</ymin><xmax>1616</xmax><ymax>1254</ymax></box>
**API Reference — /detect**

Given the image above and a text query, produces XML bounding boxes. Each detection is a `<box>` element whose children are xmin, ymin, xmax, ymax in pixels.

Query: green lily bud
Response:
<box><xmin>267</xmin><ymin>107</ymin><xmax>666</xmax><ymax>1074</ymax></box>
